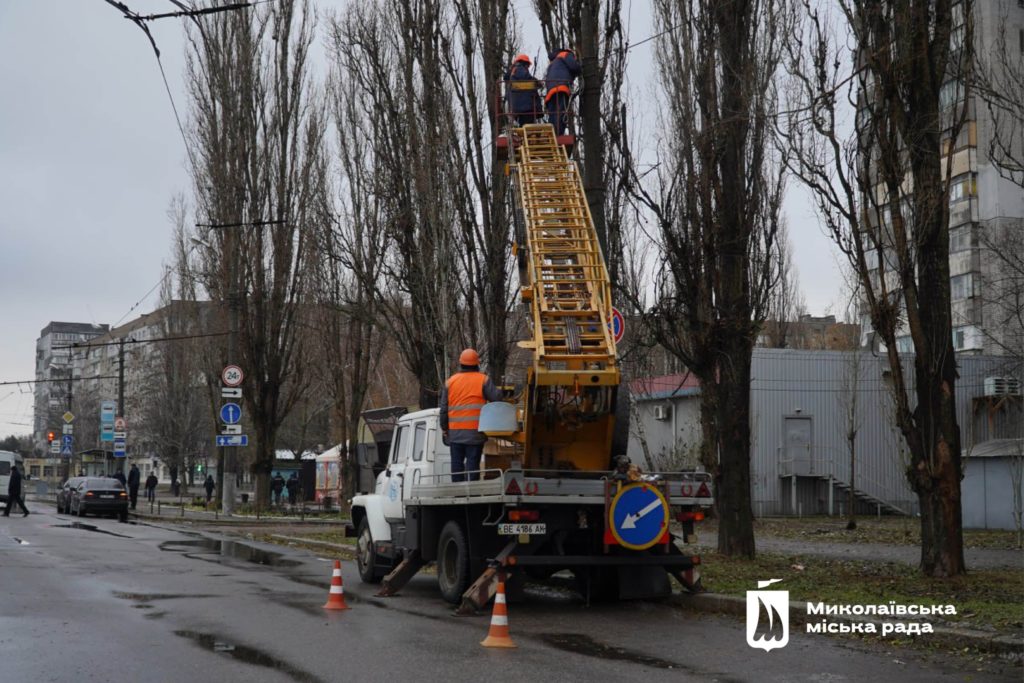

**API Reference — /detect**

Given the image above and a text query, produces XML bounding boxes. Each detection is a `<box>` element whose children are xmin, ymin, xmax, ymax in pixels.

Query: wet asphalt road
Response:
<box><xmin>0</xmin><ymin>506</ymin><xmax>1018</xmax><ymax>683</ymax></box>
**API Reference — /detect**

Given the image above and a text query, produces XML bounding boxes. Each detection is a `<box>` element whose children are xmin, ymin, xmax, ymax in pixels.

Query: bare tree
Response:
<box><xmin>618</xmin><ymin>0</ymin><xmax>789</xmax><ymax>557</ymax></box>
<box><xmin>761</xmin><ymin>221</ymin><xmax>807</xmax><ymax>348</ymax></box>
<box><xmin>836</xmin><ymin>271</ymin><xmax>863</xmax><ymax>529</ymax></box>
<box><xmin>779</xmin><ymin>0</ymin><xmax>973</xmax><ymax>575</ymax></box>
<box><xmin>185</xmin><ymin>0</ymin><xmax>328</xmax><ymax>509</ymax></box>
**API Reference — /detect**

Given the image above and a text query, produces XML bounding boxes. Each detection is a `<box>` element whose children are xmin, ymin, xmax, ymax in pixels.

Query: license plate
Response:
<box><xmin>497</xmin><ymin>523</ymin><xmax>546</xmax><ymax>535</ymax></box>
<box><xmin>101</xmin><ymin>494</ymin><xmax>115</xmax><ymax>498</ymax></box>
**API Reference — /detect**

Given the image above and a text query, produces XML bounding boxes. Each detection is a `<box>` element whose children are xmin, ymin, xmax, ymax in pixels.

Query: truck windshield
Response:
<box><xmin>391</xmin><ymin>426</ymin><xmax>406</xmax><ymax>463</ymax></box>
<box><xmin>412</xmin><ymin>423</ymin><xmax>426</xmax><ymax>461</ymax></box>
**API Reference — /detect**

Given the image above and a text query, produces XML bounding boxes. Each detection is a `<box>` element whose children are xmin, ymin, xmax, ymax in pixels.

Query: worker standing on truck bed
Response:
<box><xmin>439</xmin><ymin>348</ymin><xmax>503</xmax><ymax>482</ymax></box>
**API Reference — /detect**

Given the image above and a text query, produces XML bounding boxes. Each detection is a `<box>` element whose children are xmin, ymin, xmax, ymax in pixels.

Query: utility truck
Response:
<box><xmin>349</xmin><ymin>121</ymin><xmax>711</xmax><ymax>612</ymax></box>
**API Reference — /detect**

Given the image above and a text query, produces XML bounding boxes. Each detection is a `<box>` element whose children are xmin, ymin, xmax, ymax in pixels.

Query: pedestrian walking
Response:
<box><xmin>145</xmin><ymin>472</ymin><xmax>158</xmax><ymax>503</ymax></box>
<box><xmin>505</xmin><ymin>53</ymin><xmax>543</xmax><ymax>126</ymax></box>
<box><xmin>271</xmin><ymin>472</ymin><xmax>286</xmax><ymax>507</ymax></box>
<box><xmin>439</xmin><ymin>348</ymin><xmax>503</xmax><ymax>482</ymax></box>
<box><xmin>127</xmin><ymin>463</ymin><xmax>141</xmax><ymax>510</ymax></box>
<box><xmin>204</xmin><ymin>474</ymin><xmax>215</xmax><ymax>504</ymax></box>
<box><xmin>286</xmin><ymin>472</ymin><xmax>300</xmax><ymax>507</ymax></box>
<box><xmin>544</xmin><ymin>47</ymin><xmax>581</xmax><ymax>136</ymax></box>
<box><xmin>4</xmin><ymin>464</ymin><xmax>29</xmax><ymax>517</ymax></box>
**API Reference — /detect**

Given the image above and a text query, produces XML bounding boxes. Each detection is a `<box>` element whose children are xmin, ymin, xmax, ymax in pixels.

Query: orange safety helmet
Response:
<box><xmin>459</xmin><ymin>348</ymin><xmax>481</xmax><ymax>367</ymax></box>
<box><xmin>513</xmin><ymin>53</ymin><xmax>531</xmax><ymax>65</ymax></box>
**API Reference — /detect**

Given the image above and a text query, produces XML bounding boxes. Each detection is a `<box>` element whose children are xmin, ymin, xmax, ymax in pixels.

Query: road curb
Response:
<box><xmin>267</xmin><ymin>534</ymin><xmax>358</xmax><ymax>560</ymax></box>
<box><xmin>671</xmin><ymin>592</ymin><xmax>1024</xmax><ymax>655</ymax></box>
<box><xmin>128</xmin><ymin>509</ymin><xmax>348</xmax><ymax>526</ymax></box>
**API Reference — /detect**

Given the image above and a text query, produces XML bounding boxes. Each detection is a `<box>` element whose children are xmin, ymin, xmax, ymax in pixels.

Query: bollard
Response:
<box><xmin>301</xmin><ymin>505</ymin><xmax>305</xmax><ymax>522</ymax></box>
<box><xmin>158</xmin><ymin>501</ymin><xmax>161</xmax><ymax>516</ymax></box>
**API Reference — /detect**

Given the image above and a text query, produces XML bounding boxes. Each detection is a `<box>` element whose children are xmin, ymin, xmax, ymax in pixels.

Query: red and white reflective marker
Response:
<box><xmin>222</xmin><ymin>364</ymin><xmax>244</xmax><ymax>387</ymax></box>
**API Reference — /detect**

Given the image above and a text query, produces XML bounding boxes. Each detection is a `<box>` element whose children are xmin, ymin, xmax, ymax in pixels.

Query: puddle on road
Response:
<box><xmin>143</xmin><ymin>611</ymin><xmax>168</xmax><ymax>620</ymax></box>
<box><xmin>159</xmin><ymin>538</ymin><xmax>301</xmax><ymax>567</ymax></box>
<box><xmin>11</xmin><ymin>537</ymin><xmax>30</xmax><ymax>545</ymax></box>
<box><xmin>113</xmin><ymin>592</ymin><xmax>217</xmax><ymax>602</ymax></box>
<box><xmin>174</xmin><ymin>630</ymin><xmax>323</xmax><ymax>683</ymax></box>
<box><xmin>539</xmin><ymin>633</ymin><xmax>682</xmax><ymax>670</ymax></box>
<box><xmin>51</xmin><ymin>523</ymin><xmax>131</xmax><ymax>538</ymax></box>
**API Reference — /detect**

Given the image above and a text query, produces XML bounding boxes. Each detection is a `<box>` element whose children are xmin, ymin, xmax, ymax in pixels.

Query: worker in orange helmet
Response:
<box><xmin>505</xmin><ymin>53</ymin><xmax>542</xmax><ymax>126</ymax></box>
<box><xmin>440</xmin><ymin>348</ymin><xmax>503</xmax><ymax>482</ymax></box>
<box><xmin>544</xmin><ymin>47</ymin><xmax>581</xmax><ymax>136</ymax></box>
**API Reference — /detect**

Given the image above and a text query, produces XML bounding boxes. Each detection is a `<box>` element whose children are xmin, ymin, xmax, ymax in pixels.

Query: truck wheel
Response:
<box><xmin>356</xmin><ymin>518</ymin><xmax>383</xmax><ymax>583</ymax></box>
<box><xmin>437</xmin><ymin>520</ymin><xmax>470</xmax><ymax>604</ymax></box>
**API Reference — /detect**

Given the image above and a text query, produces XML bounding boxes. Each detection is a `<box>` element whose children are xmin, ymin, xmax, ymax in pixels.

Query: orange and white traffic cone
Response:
<box><xmin>480</xmin><ymin>577</ymin><xmax>516</xmax><ymax>648</ymax></box>
<box><xmin>323</xmin><ymin>559</ymin><xmax>350</xmax><ymax>610</ymax></box>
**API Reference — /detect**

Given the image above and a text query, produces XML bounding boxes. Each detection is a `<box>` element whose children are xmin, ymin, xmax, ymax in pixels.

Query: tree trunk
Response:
<box><xmin>578</xmin><ymin>1</ymin><xmax>608</xmax><ymax>275</ymax></box>
<box><xmin>714</xmin><ymin>350</ymin><xmax>755</xmax><ymax>557</ymax></box>
<box><xmin>847</xmin><ymin>433</ymin><xmax>856</xmax><ymax>530</ymax></box>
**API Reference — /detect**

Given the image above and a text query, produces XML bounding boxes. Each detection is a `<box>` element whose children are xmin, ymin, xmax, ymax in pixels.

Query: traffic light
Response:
<box><xmin>47</xmin><ymin>431</ymin><xmax>56</xmax><ymax>443</ymax></box>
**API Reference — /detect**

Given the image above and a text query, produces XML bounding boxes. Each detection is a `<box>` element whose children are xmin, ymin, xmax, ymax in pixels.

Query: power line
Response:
<box><xmin>135</xmin><ymin>2</ymin><xmax>268</xmax><ymax>22</ymax></box>
<box><xmin>0</xmin><ymin>375</ymin><xmax>121</xmax><ymax>388</ymax></box>
<box><xmin>53</xmin><ymin>330</ymin><xmax>230</xmax><ymax>351</ymax></box>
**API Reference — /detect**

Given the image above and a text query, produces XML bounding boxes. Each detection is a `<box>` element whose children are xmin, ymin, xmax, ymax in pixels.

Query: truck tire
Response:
<box><xmin>356</xmin><ymin>518</ymin><xmax>384</xmax><ymax>583</ymax></box>
<box><xmin>436</xmin><ymin>520</ymin><xmax>470</xmax><ymax>604</ymax></box>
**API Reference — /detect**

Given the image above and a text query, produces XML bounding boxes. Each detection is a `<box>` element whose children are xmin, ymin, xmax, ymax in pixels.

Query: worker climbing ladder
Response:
<box><xmin>508</xmin><ymin>123</ymin><xmax>618</xmax><ymax>387</ymax></box>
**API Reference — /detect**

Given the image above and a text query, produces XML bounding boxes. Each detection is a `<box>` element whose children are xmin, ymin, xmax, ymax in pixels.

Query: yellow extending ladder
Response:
<box><xmin>510</xmin><ymin>124</ymin><xmax>618</xmax><ymax>387</ymax></box>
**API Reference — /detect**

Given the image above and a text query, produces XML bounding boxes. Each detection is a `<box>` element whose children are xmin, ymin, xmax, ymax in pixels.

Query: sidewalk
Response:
<box><xmin>692</xmin><ymin>534</ymin><xmax>1022</xmax><ymax>570</ymax></box>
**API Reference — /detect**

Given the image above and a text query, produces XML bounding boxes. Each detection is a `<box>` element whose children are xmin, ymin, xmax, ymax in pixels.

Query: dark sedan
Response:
<box><xmin>56</xmin><ymin>476</ymin><xmax>86</xmax><ymax>514</ymax></box>
<box><xmin>69</xmin><ymin>478</ymin><xmax>128</xmax><ymax>521</ymax></box>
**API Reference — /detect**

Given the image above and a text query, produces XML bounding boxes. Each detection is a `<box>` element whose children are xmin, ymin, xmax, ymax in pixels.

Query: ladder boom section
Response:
<box><xmin>512</xmin><ymin>124</ymin><xmax>618</xmax><ymax>387</ymax></box>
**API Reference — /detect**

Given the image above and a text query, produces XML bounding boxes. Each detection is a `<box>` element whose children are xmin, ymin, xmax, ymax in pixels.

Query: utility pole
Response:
<box><xmin>118</xmin><ymin>338</ymin><xmax>126</xmax><ymax>477</ymax></box>
<box><xmin>221</xmin><ymin>226</ymin><xmax>240</xmax><ymax>516</ymax></box>
<box><xmin>63</xmin><ymin>364</ymin><xmax>73</xmax><ymax>481</ymax></box>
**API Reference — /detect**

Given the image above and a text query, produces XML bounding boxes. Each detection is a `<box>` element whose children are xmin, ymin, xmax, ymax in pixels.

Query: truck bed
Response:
<box><xmin>407</xmin><ymin>467</ymin><xmax>713</xmax><ymax>507</ymax></box>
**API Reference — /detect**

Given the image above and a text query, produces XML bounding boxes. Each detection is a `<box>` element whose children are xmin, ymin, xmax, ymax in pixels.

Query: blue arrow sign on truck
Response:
<box><xmin>216</xmin><ymin>435</ymin><xmax>248</xmax><ymax>447</ymax></box>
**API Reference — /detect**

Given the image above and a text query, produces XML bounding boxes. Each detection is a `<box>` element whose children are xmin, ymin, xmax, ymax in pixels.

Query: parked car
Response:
<box><xmin>69</xmin><ymin>478</ymin><xmax>128</xmax><ymax>521</ymax></box>
<box><xmin>56</xmin><ymin>476</ymin><xmax>87</xmax><ymax>514</ymax></box>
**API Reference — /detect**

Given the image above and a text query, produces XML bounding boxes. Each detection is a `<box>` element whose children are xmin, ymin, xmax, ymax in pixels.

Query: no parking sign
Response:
<box><xmin>608</xmin><ymin>307</ymin><xmax>625</xmax><ymax>344</ymax></box>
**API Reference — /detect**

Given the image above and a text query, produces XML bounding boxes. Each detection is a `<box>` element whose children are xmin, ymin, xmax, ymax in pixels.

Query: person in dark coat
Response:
<box><xmin>271</xmin><ymin>472</ymin><xmax>286</xmax><ymax>507</ymax></box>
<box><xmin>127</xmin><ymin>464</ymin><xmax>141</xmax><ymax>510</ymax></box>
<box><xmin>505</xmin><ymin>54</ymin><xmax>542</xmax><ymax>126</ymax></box>
<box><xmin>113</xmin><ymin>469</ymin><xmax>127</xmax><ymax>487</ymax></box>
<box><xmin>145</xmin><ymin>472</ymin><xmax>158</xmax><ymax>503</ymax></box>
<box><xmin>204</xmin><ymin>475</ymin><xmax>215</xmax><ymax>504</ymax></box>
<box><xmin>286</xmin><ymin>472</ymin><xmax>300</xmax><ymax>506</ymax></box>
<box><xmin>544</xmin><ymin>48</ymin><xmax>582</xmax><ymax>136</ymax></box>
<box><xmin>4</xmin><ymin>465</ymin><xmax>28</xmax><ymax>517</ymax></box>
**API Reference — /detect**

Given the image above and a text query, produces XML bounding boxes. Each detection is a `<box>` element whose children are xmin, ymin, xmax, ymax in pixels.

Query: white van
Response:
<box><xmin>0</xmin><ymin>450</ymin><xmax>25</xmax><ymax>504</ymax></box>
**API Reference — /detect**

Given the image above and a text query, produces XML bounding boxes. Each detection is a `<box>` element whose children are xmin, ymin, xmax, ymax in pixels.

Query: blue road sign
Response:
<box><xmin>113</xmin><ymin>439</ymin><xmax>126</xmax><ymax>457</ymax></box>
<box><xmin>101</xmin><ymin>424</ymin><xmax>115</xmax><ymax>443</ymax></box>
<box><xmin>60</xmin><ymin>442</ymin><xmax>73</xmax><ymax>457</ymax></box>
<box><xmin>220</xmin><ymin>402</ymin><xmax>242</xmax><ymax>425</ymax></box>
<box><xmin>608</xmin><ymin>483</ymin><xmax>669</xmax><ymax>550</ymax></box>
<box><xmin>62</xmin><ymin>434</ymin><xmax>73</xmax><ymax>448</ymax></box>
<box><xmin>216</xmin><ymin>435</ymin><xmax>249</xmax><ymax>447</ymax></box>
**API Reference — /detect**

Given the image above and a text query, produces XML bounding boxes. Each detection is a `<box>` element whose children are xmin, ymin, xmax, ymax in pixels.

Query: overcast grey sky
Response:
<box><xmin>0</xmin><ymin>0</ymin><xmax>841</xmax><ymax>438</ymax></box>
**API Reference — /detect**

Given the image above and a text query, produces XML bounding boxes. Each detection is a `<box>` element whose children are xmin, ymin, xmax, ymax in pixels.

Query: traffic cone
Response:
<box><xmin>323</xmin><ymin>559</ymin><xmax>350</xmax><ymax>610</ymax></box>
<box><xmin>480</xmin><ymin>577</ymin><xmax>516</xmax><ymax>648</ymax></box>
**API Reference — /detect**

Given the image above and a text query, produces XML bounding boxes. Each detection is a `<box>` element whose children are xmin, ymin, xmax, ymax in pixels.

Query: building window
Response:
<box><xmin>896</xmin><ymin>336</ymin><xmax>914</xmax><ymax>353</ymax></box>
<box><xmin>948</xmin><ymin>173</ymin><xmax>977</xmax><ymax>206</ymax></box>
<box><xmin>30</xmin><ymin>466</ymin><xmax>41</xmax><ymax>477</ymax></box>
<box><xmin>950</xmin><ymin>273</ymin><xmax>974</xmax><ymax>300</ymax></box>
<box><xmin>43</xmin><ymin>466</ymin><xmax>54</xmax><ymax>477</ymax></box>
<box><xmin>949</xmin><ymin>226</ymin><xmax>975</xmax><ymax>252</ymax></box>
<box><xmin>953</xmin><ymin>327</ymin><xmax>966</xmax><ymax>350</ymax></box>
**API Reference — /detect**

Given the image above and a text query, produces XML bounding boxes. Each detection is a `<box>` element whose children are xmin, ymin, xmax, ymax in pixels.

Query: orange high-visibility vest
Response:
<box><xmin>446</xmin><ymin>372</ymin><xmax>488</xmax><ymax>431</ymax></box>
<box><xmin>544</xmin><ymin>51</ymin><xmax>574</xmax><ymax>103</ymax></box>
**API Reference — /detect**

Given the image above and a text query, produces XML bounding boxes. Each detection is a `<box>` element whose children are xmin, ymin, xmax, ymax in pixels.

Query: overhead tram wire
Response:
<box><xmin>53</xmin><ymin>330</ymin><xmax>230</xmax><ymax>351</ymax></box>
